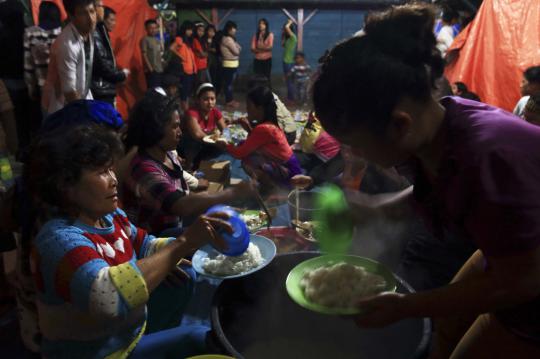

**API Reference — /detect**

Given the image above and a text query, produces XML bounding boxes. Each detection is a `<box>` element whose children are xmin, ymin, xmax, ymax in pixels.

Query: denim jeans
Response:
<box><xmin>221</xmin><ymin>67</ymin><xmax>237</xmax><ymax>103</ymax></box>
<box><xmin>283</xmin><ymin>62</ymin><xmax>295</xmax><ymax>101</ymax></box>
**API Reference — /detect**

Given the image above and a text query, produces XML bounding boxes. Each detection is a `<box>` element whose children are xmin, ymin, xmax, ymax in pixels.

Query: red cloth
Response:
<box><xmin>445</xmin><ymin>0</ymin><xmax>540</xmax><ymax>112</ymax></box>
<box><xmin>31</xmin><ymin>0</ymin><xmax>67</xmax><ymax>25</ymax></box>
<box><xmin>33</xmin><ymin>0</ymin><xmax>158</xmax><ymax>119</ymax></box>
<box><xmin>185</xmin><ymin>107</ymin><xmax>222</xmax><ymax>134</ymax></box>
<box><xmin>226</xmin><ymin>123</ymin><xmax>292</xmax><ymax>161</ymax></box>
<box><xmin>192</xmin><ymin>38</ymin><xmax>208</xmax><ymax>71</ymax></box>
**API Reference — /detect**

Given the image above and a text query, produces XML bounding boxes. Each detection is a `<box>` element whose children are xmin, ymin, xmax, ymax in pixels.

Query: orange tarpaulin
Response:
<box><xmin>31</xmin><ymin>0</ymin><xmax>157</xmax><ymax>118</ymax></box>
<box><xmin>445</xmin><ymin>0</ymin><xmax>540</xmax><ymax>112</ymax></box>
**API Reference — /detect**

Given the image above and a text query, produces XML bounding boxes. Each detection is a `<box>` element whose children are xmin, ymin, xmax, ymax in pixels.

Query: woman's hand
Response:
<box><xmin>353</xmin><ymin>292</ymin><xmax>409</xmax><ymax>328</ymax></box>
<box><xmin>290</xmin><ymin>175</ymin><xmax>313</xmax><ymax>189</ymax></box>
<box><xmin>181</xmin><ymin>212</ymin><xmax>232</xmax><ymax>253</ymax></box>
<box><xmin>236</xmin><ymin>117</ymin><xmax>252</xmax><ymax>132</ymax></box>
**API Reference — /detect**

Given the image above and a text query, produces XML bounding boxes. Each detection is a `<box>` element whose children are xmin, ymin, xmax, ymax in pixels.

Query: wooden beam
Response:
<box><xmin>218</xmin><ymin>9</ymin><xmax>235</xmax><ymax>27</ymax></box>
<box><xmin>194</xmin><ymin>9</ymin><xmax>212</xmax><ymax>25</ymax></box>
<box><xmin>303</xmin><ymin>9</ymin><xmax>318</xmax><ymax>25</ymax></box>
<box><xmin>281</xmin><ymin>8</ymin><xmax>298</xmax><ymax>25</ymax></box>
<box><xmin>211</xmin><ymin>8</ymin><xmax>219</xmax><ymax>27</ymax></box>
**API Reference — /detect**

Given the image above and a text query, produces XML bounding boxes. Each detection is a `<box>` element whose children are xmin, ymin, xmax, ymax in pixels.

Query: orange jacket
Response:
<box><xmin>172</xmin><ymin>37</ymin><xmax>197</xmax><ymax>75</ymax></box>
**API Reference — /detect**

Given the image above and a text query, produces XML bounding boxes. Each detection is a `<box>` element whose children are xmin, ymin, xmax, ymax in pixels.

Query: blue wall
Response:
<box><xmin>210</xmin><ymin>8</ymin><xmax>366</xmax><ymax>75</ymax></box>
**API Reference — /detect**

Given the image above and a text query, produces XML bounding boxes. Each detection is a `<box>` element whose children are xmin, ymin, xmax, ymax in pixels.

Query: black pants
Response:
<box><xmin>295</xmin><ymin>151</ymin><xmax>345</xmax><ymax>186</ymax></box>
<box><xmin>253</xmin><ymin>58</ymin><xmax>272</xmax><ymax>81</ymax></box>
<box><xmin>145</xmin><ymin>71</ymin><xmax>162</xmax><ymax>89</ymax></box>
<box><xmin>221</xmin><ymin>67</ymin><xmax>237</xmax><ymax>103</ymax></box>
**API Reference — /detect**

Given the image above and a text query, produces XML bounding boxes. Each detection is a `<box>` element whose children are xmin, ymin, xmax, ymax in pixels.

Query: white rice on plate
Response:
<box><xmin>202</xmin><ymin>242</ymin><xmax>263</xmax><ymax>276</ymax></box>
<box><xmin>300</xmin><ymin>262</ymin><xmax>387</xmax><ymax>309</ymax></box>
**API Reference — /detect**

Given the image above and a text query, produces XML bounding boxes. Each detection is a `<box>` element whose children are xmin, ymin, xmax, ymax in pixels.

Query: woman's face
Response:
<box><xmin>228</xmin><ymin>27</ymin><xmax>237</xmax><ymax>37</ymax></box>
<box><xmin>186</xmin><ymin>28</ymin><xmax>193</xmax><ymax>37</ymax></box>
<box><xmin>207</xmin><ymin>28</ymin><xmax>215</xmax><ymax>38</ymax></box>
<box><xmin>67</xmin><ymin>165</ymin><xmax>119</xmax><ymax>220</ymax></box>
<box><xmin>259</xmin><ymin>21</ymin><xmax>266</xmax><ymax>32</ymax></box>
<box><xmin>198</xmin><ymin>90</ymin><xmax>216</xmax><ymax>113</ymax></box>
<box><xmin>159</xmin><ymin>110</ymin><xmax>182</xmax><ymax>151</ymax></box>
<box><xmin>196</xmin><ymin>26</ymin><xmax>204</xmax><ymax>38</ymax></box>
<box><xmin>246</xmin><ymin>99</ymin><xmax>264</xmax><ymax>123</ymax></box>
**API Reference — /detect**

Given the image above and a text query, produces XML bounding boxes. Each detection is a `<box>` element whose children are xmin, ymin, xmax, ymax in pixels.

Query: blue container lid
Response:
<box><xmin>205</xmin><ymin>205</ymin><xmax>250</xmax><ymax>256</ymax></box>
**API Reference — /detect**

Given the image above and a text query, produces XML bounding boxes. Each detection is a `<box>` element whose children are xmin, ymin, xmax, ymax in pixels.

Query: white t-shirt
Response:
<box><xmin>513</xmin><ymin>96</ymin><xmax>530</xmax><ymax>118</ymax></box>
<box><xmin>436</xmin><ymin>25</ymin><xmax>455</xmax><ymax>57</ymax></box>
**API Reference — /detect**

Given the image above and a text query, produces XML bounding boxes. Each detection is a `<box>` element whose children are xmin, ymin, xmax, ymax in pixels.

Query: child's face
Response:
<box><xmin>146</xmin><ymin>23</ymin><xmax>158</xmax><ymax>36</ymax></box>
<box><xmin>295</xmin><ymin>55</ymin><xmax>305</xmax><ymax>65</ymax></box>
<box><xmin>196</xmin><ymin>26</ymin><xmax>204</xmax><ymax>38</ymax></box>
<box><xmin>207</xmin><ymin>28</ymin><xmax>215</xmax><ymax>38</ymax></box>
<box><xmin>186</xmin><ymin>28</ymin><xmax>193</xmax><ymax>37</ymax></box>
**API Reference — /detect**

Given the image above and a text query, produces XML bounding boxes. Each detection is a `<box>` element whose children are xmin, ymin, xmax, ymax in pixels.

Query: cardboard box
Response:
<box><xmin>199</xmin><ymin>160</ymin><xmax>231</xmax><ymax>186</ymax></box>
<box><xmin>207</xmin><ymin>181</ymin><xmax>224</xmax><ymax>193</ymax></box>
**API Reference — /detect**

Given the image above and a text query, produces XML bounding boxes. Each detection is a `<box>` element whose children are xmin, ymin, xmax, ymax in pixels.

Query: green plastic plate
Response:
<box><xmin>286</xmin><ymin>254</ymin><xmax>397</xmax><ymax>315</ymax></box>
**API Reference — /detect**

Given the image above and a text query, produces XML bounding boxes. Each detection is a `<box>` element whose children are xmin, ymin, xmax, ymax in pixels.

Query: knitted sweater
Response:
<box><xmin>32</xmin><ymin>208</ymin><xmax>173</xmax><ymax>358</ymax></box>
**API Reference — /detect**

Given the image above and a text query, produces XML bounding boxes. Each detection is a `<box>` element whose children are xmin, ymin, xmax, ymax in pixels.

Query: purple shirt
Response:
<box><xmin>410</xmin><ymin>96</ymin><xmax>540</xmax><ymax>258</ymax></box>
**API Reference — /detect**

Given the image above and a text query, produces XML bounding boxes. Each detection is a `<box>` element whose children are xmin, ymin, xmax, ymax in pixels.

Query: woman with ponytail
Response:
<box><xmin>313</xmin><ymin>3</ymin><xmax>540</xmax><ymax>358</ymax></box>
<box><xmin>217</xmin><ymin>85</ymin><xmax>301</xmax><ymax>190</ymax></box>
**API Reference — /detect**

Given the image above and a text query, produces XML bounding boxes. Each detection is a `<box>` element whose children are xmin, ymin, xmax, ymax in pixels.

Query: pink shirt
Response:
<box><xmin>313</xmin><ymin>131</ymin><xmax>341</xmax><ymax>162</ymax></box>
<box><xmin>251</xmin><ymin>32</ymin><xmax>274</xmax><ymax>60</ymax></box>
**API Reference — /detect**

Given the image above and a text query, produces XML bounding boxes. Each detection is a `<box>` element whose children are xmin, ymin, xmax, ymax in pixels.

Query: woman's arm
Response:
<box><xmin>355</xmin><ymin>246</ymin><xmax>540</xmax><ymax>327</ymax></box>
<box><xmin>345</xmin><ymin>185</ymin><xmax>414</xmax><ymax>223</ymax></box>
<box><xmin>224</xmin><ymin>126</ymin><xmax>268</xmax><ymax>159</ymax></box>
<box><xmin>258</xmin><ymin>33</ymin><xmax>274</xmax><ymax>51</ymax></box>
<box><xmin>170</xmin><ymin>181</ymin><xmax>254</xmax><ymax>218</ymax></box>
<box><xmin>185</xmin><ymin>113</ymin><xmax>207</xmax><ymax>141</ymax></box>
<box><xmin>250</xmin><ymin>35</ymin><xmax>259</xmax><ymax>54</ymax></box>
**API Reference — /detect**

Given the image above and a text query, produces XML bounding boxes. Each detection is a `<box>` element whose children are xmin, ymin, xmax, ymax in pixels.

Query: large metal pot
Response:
<box><xmin>211</xmin><ymin>252</ymin><xmax>431</xmax><ymax>359</ymax></box>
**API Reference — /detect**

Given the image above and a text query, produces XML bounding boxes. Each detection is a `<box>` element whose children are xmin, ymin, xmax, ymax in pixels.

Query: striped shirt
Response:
<box><xmin>23</xmin><ymin>25</ymin><xmax>61</xmax><ymax>95</ymax></box>
<box><xmin>33</xmin><ymin>208</ymin><xmax>174</xmax><ymax>358</ymax></box>
<box><xmin>124</xmin><ymin>151</ymin><xmax>189</xmax><ymax>234</ymax></box>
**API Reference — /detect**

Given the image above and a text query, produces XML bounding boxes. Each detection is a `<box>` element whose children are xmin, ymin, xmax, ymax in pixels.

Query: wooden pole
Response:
<box><xmin>297</xmin><ymin>8</ymin><xmax>304</xmax><ymax>51</ymax></box>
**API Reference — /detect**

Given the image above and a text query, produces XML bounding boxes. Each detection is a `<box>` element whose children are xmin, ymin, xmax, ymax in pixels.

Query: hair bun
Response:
<box><xmin>364</xmin><ymin>3</ymin><xmax>442</xmax><ymax>76</ymax></box>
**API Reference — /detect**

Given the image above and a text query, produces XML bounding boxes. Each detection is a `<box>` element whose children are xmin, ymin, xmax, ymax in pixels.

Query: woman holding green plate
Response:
<box><xmin>312</xmin><ymin>3</ymin><xmax>540</xmax><ymax>359</ymax></box>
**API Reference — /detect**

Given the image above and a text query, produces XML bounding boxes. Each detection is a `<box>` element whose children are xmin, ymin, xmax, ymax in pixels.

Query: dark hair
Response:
<box><xmin>295</xmin><ymin>51</ymin><xmax>305</xmax><ymax>59</ymax></box>
<box><xmin>103</xmin><ymin>6</ymin><xmax>115</xmax><ymax>20</ymax></box>
<box><xmin>313</xmin><ymin>3</ymin><xmax>444</xmax><ymax>136</ymax></box>
<box><xmin>125</xmin><ymin>91</ymin><xmax>179</xmax><ymax>150</ymax></box>
<box><xmin>194</xmin><ymin>21</ymin><xmax>205</xmax><ymax>39</ymax></box>
<box><xmin>459</xmin><ymin>91</ymin><xmax>481</xmax><ymax>102</ymax></box>
<box><xmin>283</xmin><ymin>21</ymin><xmax>296</xmax><ymax>40</ymax></box>
<box><xmin>247</xmin><ymin>86</ymin><xmax>278</xmax><ymax>126</ymax></box>
<box><xmin>63</xmin><ymin>0</ymin><xmax>96</xmax><ymax>16</ymax></box>
<box><xmin>24</xmin><ymin>124</ymin><xmax>123</xmax><ymax>214</ymax></box>
<box><xmin>224</xmin><ymin>21</ymin><xmax>237</xmax><ymax>37</ymax></box>
<box><xmin>203</xmin><ymin>24</ymin><xmax>217</xmax><ymax>48</ymax></box>
<box><xmin>441</xmin><ymin>8</ymin><xmax>459</xmax><ymax>24</ymax></box>
<box><xmin>39</xmin><ymin>1</ymin><xmax>61</xmax><ymax>30</ymax></box>
<box><xmin>145</xmin><ymin>19</ymin><xmax>157</xmax><ymax>27</ymax></box>
<box><xmin>524</xmin><ymin>66</ymin><xmax>540</xmax><ymax>84</ymax></box>
<box><xmin>178</xmin><ymin>20</ymin><xmax>194</xmax><ymax>46</ymax></box>
<box><xmin>454</xmin><ymin>81</ymin><xmax>468</xmax><ymax>93</ymax></box>
<box><xmin>247</xmin><ymin>74</ymin><xmax>271</xmax><ymax>91</ymax></box>
<box><xmin>256</xmin><ymin>18</ymin><xmax>270</xmax><ymax>41</ymax></box>
<box><xmin>196</xmin><ymin>83</ymin><xmax>216</xmax><ymax>98</ymax></box>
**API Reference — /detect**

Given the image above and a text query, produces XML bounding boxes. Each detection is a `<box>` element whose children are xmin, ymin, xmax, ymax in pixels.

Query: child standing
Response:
<box><xmin>288</xmin><ymin>52</ymin><xmax>311</xmax><ymax>107</ymax></box>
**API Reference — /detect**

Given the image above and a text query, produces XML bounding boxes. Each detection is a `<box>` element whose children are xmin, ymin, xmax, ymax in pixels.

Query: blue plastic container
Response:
<box><xmin>205</xmin><ymin>205</ymin><xmax>250</xmax><ymax>256</ymax></box>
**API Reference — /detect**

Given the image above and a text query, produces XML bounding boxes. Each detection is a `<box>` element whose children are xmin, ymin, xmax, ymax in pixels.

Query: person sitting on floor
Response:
<box><xmin>123</xmin><ymin>91</ymin><xmax>254</xmax><ymax>236</ymax></box>
<box><xmin>179</xmin><ymin>83</ymin><xmax>227</xmax><ymax>170</ymax></box>
<box><xmin>524</xmin><ymin>93</ymin><xmax>540</xmax><ymax>126</ymax></box>
<box><xmin>296</xmin><ymin>111</ymin><xmax>344</xmax><ymax>186</ymax></box>
<box><xmin>25</xmin><ymin>123</ymin><xmax>232</xmax><ymax>359</ymax></box>
<box><xmin>216</xmin><ymin>85</ymin><xmax>302</xmax><ymax>192</ymax></box>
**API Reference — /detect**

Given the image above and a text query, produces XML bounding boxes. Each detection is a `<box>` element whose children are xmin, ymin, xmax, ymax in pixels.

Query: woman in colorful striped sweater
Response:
<box><xmin>25</xmin><ymin>124</ymin><xmax>230</xmax><ymax>358</ymax></box>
